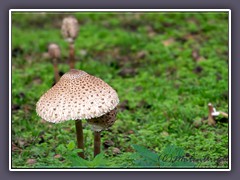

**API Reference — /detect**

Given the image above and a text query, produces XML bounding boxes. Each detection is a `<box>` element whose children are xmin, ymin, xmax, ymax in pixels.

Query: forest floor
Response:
<box><xmin>11</xmin><ymin>12</ymin><xmax>229</xmax><ymax>168</ymax></box>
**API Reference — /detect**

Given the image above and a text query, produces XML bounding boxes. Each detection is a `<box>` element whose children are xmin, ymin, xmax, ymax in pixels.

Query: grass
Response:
<box><xmin>11</xmin><ymin>12</ymin><xmax>229</xmax><ymax>169</ymax></box>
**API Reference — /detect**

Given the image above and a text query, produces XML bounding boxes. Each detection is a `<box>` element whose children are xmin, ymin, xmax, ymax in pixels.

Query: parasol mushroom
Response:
<box><xmin>48</xmin><ymin>43</ymin><xmax>61</xmax><ymax>83</ymax></box>
<box><xmin>36</xmin><ymin>69</ymin><xmax>119</xmax><ymax>158</ymax></box>
<box><xmin>61</xmin><ymin>16</ymin><xmax>79</xmax><ymax>69</ymax></box>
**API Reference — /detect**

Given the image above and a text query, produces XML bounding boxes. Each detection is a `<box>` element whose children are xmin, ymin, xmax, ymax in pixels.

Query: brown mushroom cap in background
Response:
<box><xmin>61</xmin><ymin>16</ymin><xmax>79</xmax><ymax>42</ymax></box>
<box><xmin>36</xmin><ymin>69</ymin><xmax>119</xmax><ymax>123</ymax></box>
<box><xmin>48</xmin><ymin>43</ymin><xmax>61</xmax><ymax>59</ymax></box>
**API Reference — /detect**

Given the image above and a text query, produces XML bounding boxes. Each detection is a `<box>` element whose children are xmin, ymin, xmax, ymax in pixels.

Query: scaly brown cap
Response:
<box><xmin>61</xmin><ymin>16</ymin><xmax>79</xmax><ymax>42</ymax></box>
<box><xmin>48</xmin><ymin>43</ymin><xmax>61</xmax><ymax>59</ymax></box>
<box><xmin>87</xmin><ymin>107</ymin><xmax>117</xmax><ymax>132</ymax></box>
<box><xmin>36</xmin><ymin>69</ymin><xmax>119</xmax><ymax>123</ymax></box>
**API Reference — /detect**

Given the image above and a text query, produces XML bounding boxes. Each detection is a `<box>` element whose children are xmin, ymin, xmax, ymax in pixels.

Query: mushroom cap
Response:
<box><xmin>87</xmin><ymin>107</ymin><xmax>117</xmax><ymax>132</ymax></box>
<box><xmin>48</xmin><ymin>43</ymin><xmax>61</xmax><ymax>59</ymax></box>
<box><xmin>36</xmin><ymin>69</ymin><xmax>119</xmax><ymax>123</ymax></box>
<box><xmin>61</xmin><ymin>16</ymin><xmax>79</xmax><ymax>42</ymax></box>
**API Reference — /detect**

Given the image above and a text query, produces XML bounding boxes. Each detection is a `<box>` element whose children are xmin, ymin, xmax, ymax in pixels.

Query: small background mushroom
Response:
<box><xmin>48</xmin><ymin>43</ymin><xmax>61</xmax><ymax>83</ymax></box>
<box><xmin>61</xmin><ymin>16</ymin><xmax>79</xmax><ymax>69</ymax></box>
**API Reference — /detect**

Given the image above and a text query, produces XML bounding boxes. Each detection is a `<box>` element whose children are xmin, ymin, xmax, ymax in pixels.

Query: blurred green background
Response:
<box><xmin>11</xmin><ymin>12</ymin><xmax>229</xmax><ymax>168</ymax></box>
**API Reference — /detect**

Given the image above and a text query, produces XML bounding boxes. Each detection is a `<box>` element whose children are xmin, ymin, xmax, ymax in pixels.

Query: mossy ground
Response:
<box><xmin>11</xmin><ymin>12</ymin><xmax>229</xmax><ymax>168</ymax></box>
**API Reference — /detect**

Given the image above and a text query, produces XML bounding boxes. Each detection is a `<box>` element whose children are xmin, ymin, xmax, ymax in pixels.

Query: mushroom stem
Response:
<box><xmin>75</xmin><ymin>120</ymin><xmax>84</xmax><ymax>159</ymax></box>
<box><xmin>53</xmin><ymin>58</ymin><xmax>60</xmax><ymax>82</ymax></box>
<box><xmin>94</xmin><ymin>131</ymin><xmax>101</xmax><ymax>157</ymax></box>
<box><xmin>208</xmin><ymin>103</ymin><xmax>216</xmax><ymax>126</ymax></box>
<box><xmin>69</xmin><ymin>42</ymin><xmax>75</xmax><ymax>69</ymax></box>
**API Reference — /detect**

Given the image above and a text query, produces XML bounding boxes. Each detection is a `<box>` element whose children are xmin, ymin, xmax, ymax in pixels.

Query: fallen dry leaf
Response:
<box><xmin>54</xmin><ymin>154</ymin><xmax>61</xmax><ymax>159</ymax></box>
<box><xmin>161</xmin><ymin>131</ymin><xmax>169</xmax><ymax>137</ymax></box>
<box><xmin>12</xmin><ymin>142</ymin><xmax>22</xmax><ymax>152</ymax></box>
<box><xmin>33</xmin><ymin>77</ymin><xmax>43</xmax><ymax>85</ymax></box>
<box><xmin>146</xmin><ymin>25</ymin><xmax>156</xmax><ymax>38</ymax></box>
<box><xmin>192</xmin><ymin>49</ymin><xmax>205</xmax><ymax>62</ymax></box>
<box><xmin>136</xmin><ymin>51</ymin><xmax>147</xmax><ymax>59</ymax></box>
<box><xmin>103</xmin><ymin>140</ymin><xmax>115</xmax><ymax>149</ymax></box>
<box><xmin>112</xmin><ymin>147</ymin><xmax>121</xmax><ymax>155</ymax></box>
<box><xmin>163</xmin><ymin>38</ymin><xmax>175</xmax><ymax>47</ymax></box>
<box><xmin>128</xmin><ymin>130</ymin><xmax>135</xmax><ymax>134</ymax></box>
<box><xmin>27</xmin><ymin>159</ymin><xmax>37</xmax><ymax>165</ymax></box>
<box><xmin>22</xmin><ymin>104</ymin><xmax>32</xmax><ymax>114</ymax></box>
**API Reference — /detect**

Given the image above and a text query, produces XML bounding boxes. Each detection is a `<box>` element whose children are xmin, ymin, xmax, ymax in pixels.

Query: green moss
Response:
<box><xmin>11</xmin><ymin>12</ymin><xmax>229</xmax><ymax>169</ymax></box>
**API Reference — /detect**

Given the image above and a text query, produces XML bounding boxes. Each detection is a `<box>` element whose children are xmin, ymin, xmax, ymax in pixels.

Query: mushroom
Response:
<box><xmin>36</xmin><ymin>69</ymin><xmax>119</xmax><ymax>158</ymax></box>
<box><xmin>61</xmin><ymin>16</ymin><xmax>79</xmax><ymax>69</ymax></box>
<box><xmin>208</xmin><ymin>103</ymin><xmax>216</xmax><ymax>126</ymax></box>
<box><xmin>48</xmin><ymin>43</ymin><xmax>61</xmax><ymax>83</ymax></box>
<box><xmin>208</xmin><ymin>103</ymin><xmax>229</xmax><ymax>126</ymax></box>
<box><xmin>87</xmin><ymin>107</ymin><xmax>118</xmax><ymax>156</ymax></box>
